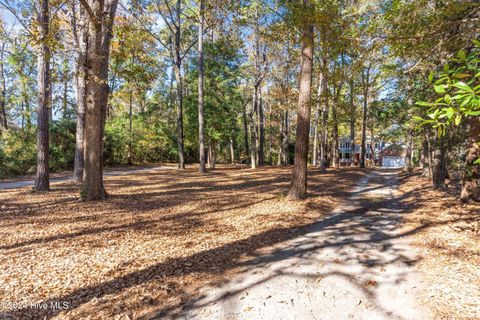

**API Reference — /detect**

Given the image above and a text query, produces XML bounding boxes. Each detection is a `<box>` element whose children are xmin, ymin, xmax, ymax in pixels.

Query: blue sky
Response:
<box><xmin>0</xmin><ymin>6</ymin><xmax>23</xmax><ymax>31</ymax></box>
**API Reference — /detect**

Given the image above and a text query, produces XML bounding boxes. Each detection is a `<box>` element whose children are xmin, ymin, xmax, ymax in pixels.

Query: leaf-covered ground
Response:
<box><xmin>0</xmin><ymin>166</ymin><xmax>365</xmax><ymax>319</ymax></box>
<box><xmin>398</xmin><ymin>171</ymin><xmax>480</xmax><ymax>319</ymax></box>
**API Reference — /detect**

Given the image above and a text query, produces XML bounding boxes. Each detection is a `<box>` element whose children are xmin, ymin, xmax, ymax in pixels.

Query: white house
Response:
<box><xmin>338</xmin><ymin>137</ymin><xmax>386</xmax><ymax>165</ymax></box>
<box><xmin>338</xmin><ymin>137</ymin><xmax>405</xmax><ymax>167</ymax></box>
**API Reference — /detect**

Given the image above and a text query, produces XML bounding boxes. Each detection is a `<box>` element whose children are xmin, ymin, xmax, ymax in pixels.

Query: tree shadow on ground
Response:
<box><xmin>0</xmin><ymin>167</ymin><xmax>358</xmax><ymax>251</ymax></box>
<box><xmin>1</xmin><ymin>169</ymin><xmax>475</xmax><ymax>319</ymax></box>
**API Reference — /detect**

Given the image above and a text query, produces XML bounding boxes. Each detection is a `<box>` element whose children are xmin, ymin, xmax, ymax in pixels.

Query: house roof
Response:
<box><xmin>380</xmin><ymin>143</ymin><xmax>405</xmax><ymax>157</ymax></box>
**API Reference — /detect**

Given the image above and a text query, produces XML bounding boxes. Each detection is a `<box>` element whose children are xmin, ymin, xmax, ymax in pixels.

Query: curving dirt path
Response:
<box><xmin>180</xmin><ymin>169</ymin><xmax>430</xmax><ymax>320</ymax></box>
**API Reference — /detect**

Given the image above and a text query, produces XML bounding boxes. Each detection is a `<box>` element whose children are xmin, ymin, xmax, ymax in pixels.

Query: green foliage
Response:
<box><xmin>49</xmin><ymin>120</ymin><xmax>76</xmax><ymax>170</ymax></box>
<box><xmin>0</xmin><ymin>128</ymin><xmax>36</xmax><ymax>177</ymax></box>
<box><xmin>104</xmin><ymin>115</ymin><xmax>178</xmax><ymax>165</ymax></box>
<box><xmin>415</xmin><ymin>42</ymin><xmax>480</xmax><ymax>135</ymax></box>
<box><xmin>0</xmin><ymin>116</ymin><xmax>180</xmax><ymax>178</ymax></box>
<box><xmin>185</xmin><ymin>33</ymin><xmax>244</xmax><ymax>148</ymax></box>
<box><xmin>0</xmin><ymin>120</ymin><xmax>75</xmax><ymax>178</ymax></box>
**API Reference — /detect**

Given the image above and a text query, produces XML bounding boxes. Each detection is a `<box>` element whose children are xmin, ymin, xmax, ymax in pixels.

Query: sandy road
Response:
<box><xmin>179</xmin><ymin>169</ymin><xmax>430</xmax><ymax>320</ymax></box>
<box><xmin>0</xmin><ymin>166</ymin><xmax>175</xmax><ymax>190</ymax></box>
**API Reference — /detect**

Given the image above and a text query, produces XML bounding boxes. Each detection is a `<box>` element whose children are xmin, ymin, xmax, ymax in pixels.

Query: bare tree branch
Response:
<box><xmin>78</xmin><ymin>0</ymin><xmax>101</xmax><ymax>28</ymax></box>
<box><xmin>162</xmin><ymin>0</ymin><xmax>177</xmax><ymax>28</ymax></box>
<box><xmin>0</xmin><ymin>0</ymin><xmax>34</xmax><ymax>36</ymax></box>
<box><xmin>119</xmin><ymin>1</ymin><xmax>170</xmax><ymax>51</ymax></box>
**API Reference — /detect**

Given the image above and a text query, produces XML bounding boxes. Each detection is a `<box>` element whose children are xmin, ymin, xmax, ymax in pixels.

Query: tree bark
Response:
<box><xmin>278</xmin><ymin>110</ymin><xmax>284</xmax><ymax>166</ymax></box>
<box><xmin>421</xmin><ymin>129</ymin><xmax>429</xmax><ymax>177</ymax></box>
<box><xmin>404</xmin><ymin>130</ymin><xmax>413</xmax><ymax>172</ymax></box>
<box><xmin>34</xmin><ymin>0</ymin><xmax>51</xmax><ymax>192</ymax></box>
<box><xmin>252</xmin><ymin>7</ymin><xmax>265</xmax><ymax>167</ymax></box>
<box><xmin>208</xmin><ymin>141</ymin><xmax>216</xmax><ymax>169</ymax></box>
<box><xmin>258</xmin><ymin>90</ymin><xmax>265</xmax><ymax>166</ymax></box>
<box><xmin>73</xmin><ymin>7</ymin><xmax>87</xmax><ymax>183</ymax></box>
<box><xmin>23</xmin><ymin>81</ymin><xmax>31</xmax><ymax>130</ymax></box>
<box><xmin>432</xmin><ymin>132</ymin><xmax>446</xmax><ymax>190</ymax></box>
<box><xmin>428</xmin><ymin>133</ymin><xmax>433</xmax><ymax>178</ymax></box>
<box><xmin>282</xmin><ymin>108</ymin><xmax>289</xmax><ymax>165</ymax></box>
<box><xmin>230</xmin><ymin>137</ymin><xmax>235</xmax><ymax>164</ymax></box>
<box><xmin>312</xmin><ymin>105</ymin><xmax>319</xmax><ymax>166</ymax></box>
<box><xmin>460</xmin><ymin>116</ymin><xmax>480</xmax><ymax>202</ymax></box>
<box><xmin>288</xmin><ymin>16</ymin><xmax>313</xmax><ymax>200</ymax></box>
<box><xmin>62</xmin><ymin>60</ymin><xmax>69</xmax><ymax>118</ymax></box>
<box><xmin>174</xmin><ymin>63</ymin><xmax>185</xmax><ymax>169</ymax></box>
<box><xmin>254</xmin><ymin>90</ymin><xmax>260</xmax><ymax>166</ymax></box>
<box><xmin>249</xmin><ymin>105</ymin><xmax>257</xmax><ymax>169</ymax></box>
<box><xmin>268</xmin><ymin>106</ymin><xmax>273</xmax><ymax>165</ymax></box>
<box><xmin>242</xmin><ymin>99</ymin><xmax>250</xmax><ymax>162</ymax></box>
<box><xmin>0</xmin><ymin>43</ymin><xmax>7</xmax><ymax>133</ymax></box>
<box><xmin>349</xmin><ymin>79</ymin><xmax>355</xmax><ymax>165</ymax></box>
<box><xmin>80</xmin><ymin>0</ymin><xmax>119</xmax><ymax>201</ymax></box>
<box><xmin>332</xmin><ymin>87</ymin><xmax>340</xmax><ymax>169</ymax></box>
<box><xmin>174</xmin><ymin>0</ymin><xmax>185</xmax><ymax>169</ymax></box>
<box><xmin>128</xmin><ymin>90</ymin><xmax>133</xmax><ymax>165</ymax></box>
<box><xmin>312</xmin><ymin>77</ymin><xmax>322</xmax><ymax>165</ymax></box>
<box><xmin>319</xmin><ymin>64</ymin><xmax>329</xmax><ymax>172</ymax></box>
<box><xmin>360</xmin><ymin>65</ymin><xmax>370</xmax><ymax>169</ymax></box>
<box><xmin>198</xmin><ymin>0</ymin><xmax>206</xmax><ymax>173</ymax></box>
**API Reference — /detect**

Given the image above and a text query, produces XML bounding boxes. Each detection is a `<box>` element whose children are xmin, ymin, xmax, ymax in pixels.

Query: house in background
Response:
<box><xmin>379</xmin><ymin>143</ymin><xmax>406</xmax><ymax>167</ymax></box>
<box><xmin>338</xmin><ymin>137</ymin><xmax>404</xmax><ymax>167</ymax></box>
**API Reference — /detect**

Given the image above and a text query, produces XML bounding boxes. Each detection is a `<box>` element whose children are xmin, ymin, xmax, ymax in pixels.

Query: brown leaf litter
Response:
<box><xmin>0</xmin><ymin>165</ymin><xmax>365</xmax><ymax>319</ymax></box>
<box><xmin>397</xmin><ymin>171</ymin><xmax>480</xmax><ymax>319</ymax></box>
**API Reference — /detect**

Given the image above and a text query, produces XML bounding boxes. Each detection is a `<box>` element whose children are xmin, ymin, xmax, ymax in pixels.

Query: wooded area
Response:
<box><xmin>0</xmin><ymin>0</ymin><xmax>478</xmax><ymax>201</ymax></box>
<box><xmin>0</xmin><ymin>0</ymin><xmax>479</xmax><ymax>319</ymax></box>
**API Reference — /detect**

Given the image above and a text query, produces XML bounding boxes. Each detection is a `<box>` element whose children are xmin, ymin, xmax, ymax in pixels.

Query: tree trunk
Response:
<box><xmin>332</xmin><ymin>93</ymin><xmax>340</xmax><ymax>169</ymax></box>
<box><xmin>312</xmin><ymin>106</ymin><xmax>319</xmax><ymax>166</ymax></box>
<box><xmin>312</xmin><ymin>78</ymin><xmax>322</xmax><ymax>165</ymax></box>
<box><xmin>242</xmin><ymin>99</ymin><xmax>250</xmax><ymax>162</ymax></box>
<box><xmin>34</xmin><ymin>0</ymin><xmax>50</xmax><ymax>192</ymax></box>
<box><xmin>421</xmin><ymin>129</ymin><xmax>429</xmax><ymax>177</ymax></box>
<box><xmin>21</xmin><ymin>102</ymin><xmax>24</xmax><ymax>129</ymax></box>
<box><xmin>288</xmin><ymin>17</ymin><xmax>313</xmax><ymax>200</ymax></box>
<box><xmin>278</xmin><ymin>110</ymin><xmax>284</xmax><ymax>166</ymax></box>
<box><xmin>0</xmin><ymin>43</ymin><xmax>7</xmax><ymax>133</ymax></box>
<box><xmin>428</xmin><ymin>134</ymin><xmax>433</xmax><ymax>178</ymax></box>
<box><xmin>349</xmin><ymin>79</ymin><xmax>355</xmax><ymax>165</ymax></box>
<box><xmin>360</xmin><ymin>66</ymin><xmax>370</xmax><ymax>169</ymax></box>
<box><xmin>319</xmin><ymin>66</ymin><xmax>329</xmax><ymax>172</ymax></box>
<box><xmin>258</xmin><ymin>91</ymin><xmax>265</xmax><ymax>166</ymax></box>
<box><xmin>411</xmin><ymin>135</ymin><xmax>415</xmax><ymax>166</ymax></box>
<box><xmin>253</xmin><ymin>9</ymin><xmax>264</xmax><ymax>167</ymax></box>
<box><xmin>254</xmin><ymin>91</ymin><xmax>260</xmax><ymax>166</ymax></box>
<box><xmin>49</xmin><ymin>82</ymin><xmax>53</xmax><ymax>121</ymax></box>
<box><xmin>208</xmin><ymin>141</ymin><xmax>216</xmax><ymax>169</ymax></box>
<box><xmin>62</xmin><ymin>60</ymin><xmax>69</xmax><ymax>118</ymax></box>
<box><xmin>174</xmin><ymin>63</ymin><xmax>185</xmax><ymax>169</ymax></box>
<box><xmin>80</xmin><ymin>0</ymin><xmax>119</xmax><ymax>201</ymax></box>
<box><xmin>0</xmin><ymin>85</ymin><xmax>6</xmax><ymax>133</ymax></box>
<box><xmin>460</xmin><ymin>116</ymin><xmax>480</xmax><ymax>202</ymax></box>
<box><xmin>73</xmin><ymin>8</ymin><xmax>87</xmax><ymax>183</ymax></box>
<box><xmin>282</xmin><ymin>108</ymin><xmax>289</xmax><ymax>165</ymax></box>
<box><xmin>127</xmin><ymin>90</ymin><xmax>133</xmax><ymax>165</ymax></box>
<box><xmin>432</xmin><ymin>133</ymin><xmax>446</xmax><ymax>190</ymax></box>
<box><xmin>249</xmin><ymin>106</ymin><xmax>257</xmax><ymax>169</ymax></box>
<box><xmin>268</xmin><ymin>107</ymin><xmax>273</xmax><ymax>165</ymax></box>
<box><xmin>198</xmin><ymin>0</ymin><xmax>206</xmax><ymax>173</ymax></box>
<box><xmin>230</xmin><ymin>137</ymin><xmax>235</xmax><ymax>164</ymax></box>
<box><xmin>23</xmin><ymin>82</ymin><xmax>31</xmax><ymax>130</ymax></box>
<box><xmin>173</xmin><ymin>0</ymin><xmax>185</xmax><ymax>169</ymax></box>
<box><xmin>404</xmin><ymin>130</ymin><xmax>413</xmax><ymax>172</ymax></box>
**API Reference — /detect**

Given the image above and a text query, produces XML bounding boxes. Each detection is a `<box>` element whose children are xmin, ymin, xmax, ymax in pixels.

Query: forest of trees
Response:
<box><xmin>0</xmin><ymin>0</ymin><xmax>478</xmax><ymax>201</ymax></box>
